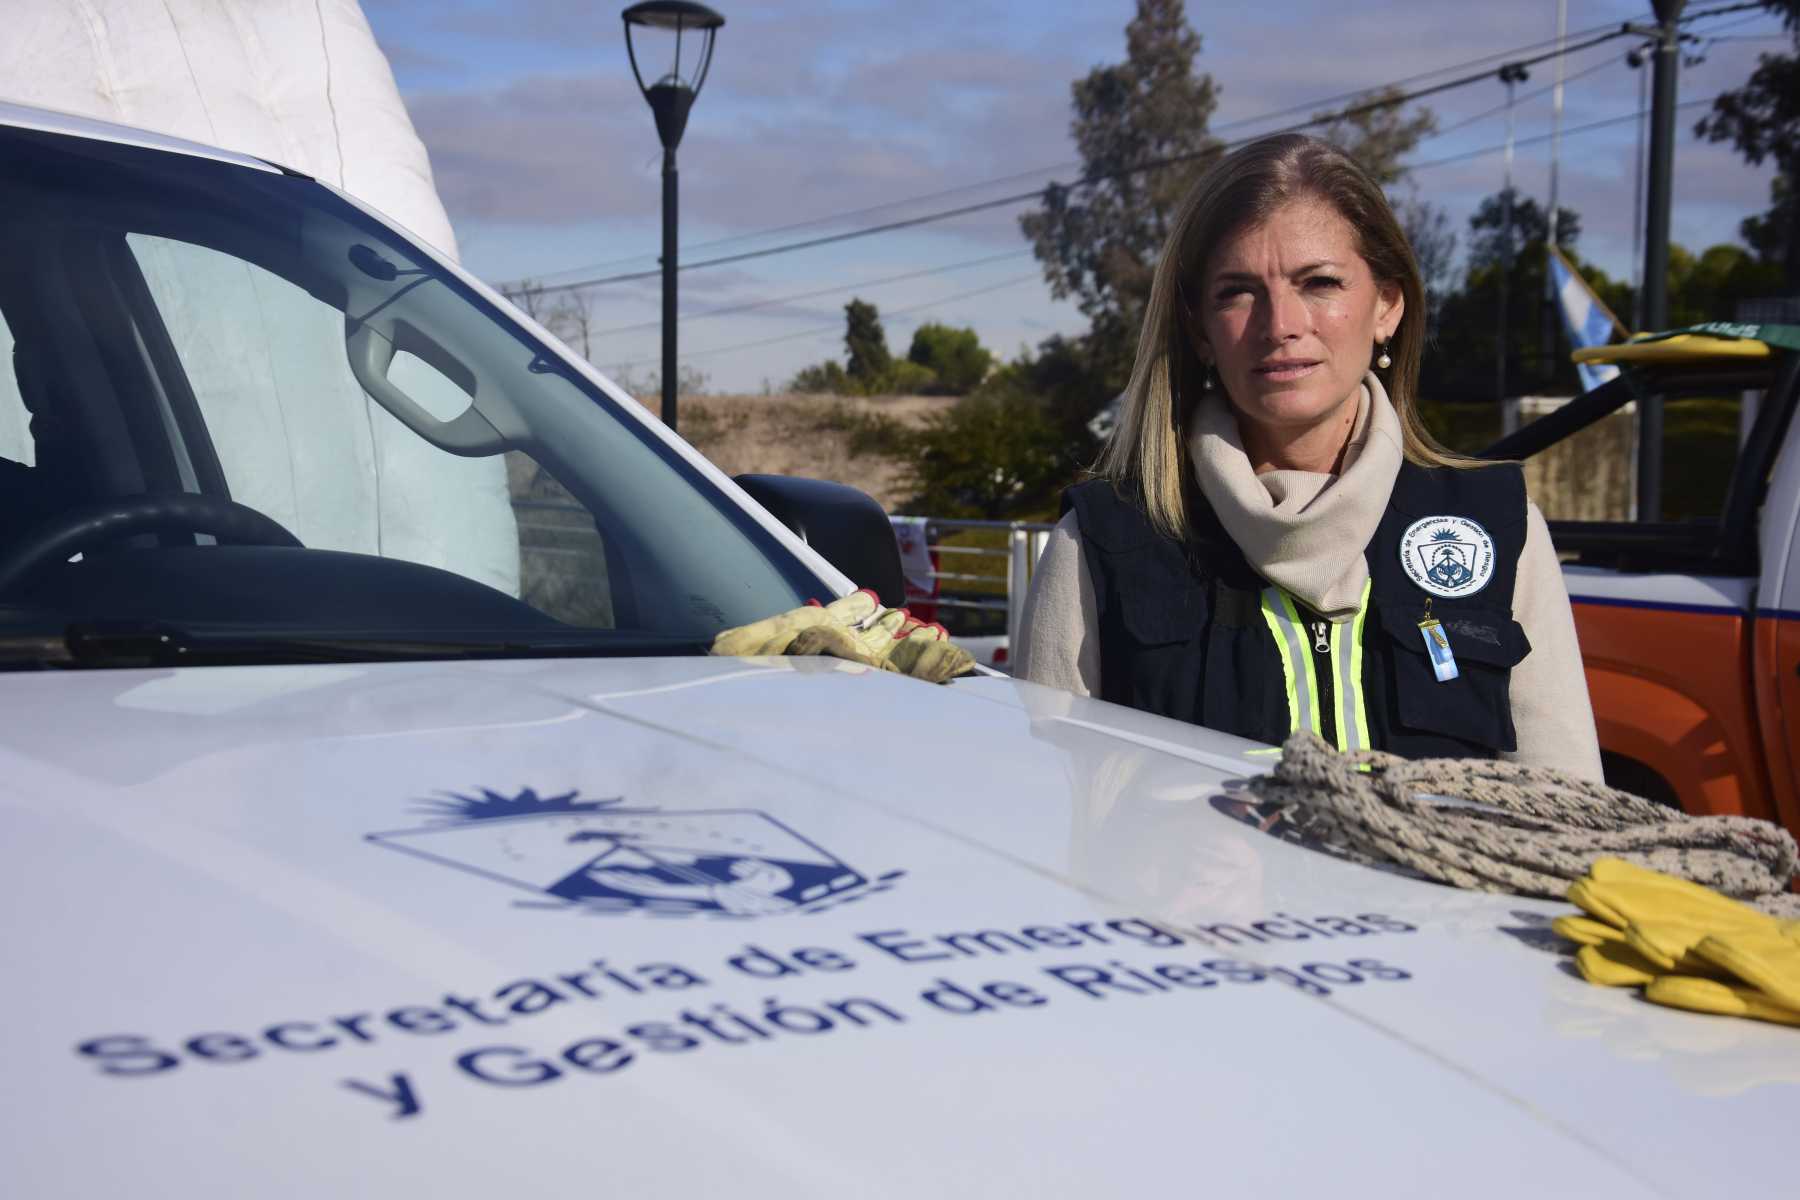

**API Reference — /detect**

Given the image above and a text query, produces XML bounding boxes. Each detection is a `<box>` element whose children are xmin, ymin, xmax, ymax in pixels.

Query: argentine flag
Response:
<box><xmin>1549</xmin><ymin>246</ymin><xmax>1625</xmax><ymax>392</ymax></box>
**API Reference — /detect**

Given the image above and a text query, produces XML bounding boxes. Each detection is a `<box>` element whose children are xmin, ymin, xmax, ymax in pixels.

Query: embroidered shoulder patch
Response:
<box><xmin>1398</xmin><ymin>516</ymin><xmax>1496</xmax><ymax>598</ymax></box>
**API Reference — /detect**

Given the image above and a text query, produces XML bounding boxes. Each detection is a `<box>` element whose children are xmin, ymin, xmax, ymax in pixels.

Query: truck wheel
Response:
<box><xmin>1600</xmin><ymin>751</ymin><xmax>1681</xmax><ymax>811</ymax></box>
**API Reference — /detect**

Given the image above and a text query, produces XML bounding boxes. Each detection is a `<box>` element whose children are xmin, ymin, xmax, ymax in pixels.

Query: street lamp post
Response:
<box><xmin>622</xmin><ymin>0</ymin><xmax>724</xmax><ymax>435</ymax></box>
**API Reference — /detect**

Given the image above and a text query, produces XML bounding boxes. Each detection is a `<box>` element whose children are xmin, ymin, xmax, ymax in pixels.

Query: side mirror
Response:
<box><xmin>733</xmin><ymin>475</ymin><xmax>907</xmax><ymax>608</ymax></box>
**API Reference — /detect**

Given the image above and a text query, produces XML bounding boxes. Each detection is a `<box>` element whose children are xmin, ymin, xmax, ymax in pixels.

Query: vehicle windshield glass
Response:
<box><xmin>0</xmin><ymin>125</ymin><xmax>826</xmax><ymax>661</ymax></box>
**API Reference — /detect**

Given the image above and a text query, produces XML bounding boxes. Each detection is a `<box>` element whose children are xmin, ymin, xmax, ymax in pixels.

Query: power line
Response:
<box><xmin>527</xmin><ymin>163</ymin><xmax>1070</xmax><ymax>286</ymax></box>
<box><xmin>1404</xmin><ymin>95</ymin><xmax>1719</xmax><ymax>172</ymax></box>
<box><xmin>516</xmin><ymin>24</ymin><xmax>1658</xmax><ymax>298</ymax></box>
<box><xmin>553</xmin><ymin>58</ymin><xmax>1661</xmax><ymax>352</ymax></box>
<box><xmin>604</xmin><ymin>273</ymin><xmax>1044</xmax><ymax>369</ymax></box>
<box><xmin>584</xmin><ymin>249</ymin><xmax>1033</xmax><ymax>339</ymax></box>
<box><xmin>1430</xmin><ymin>49</ymin><xmax>1626</xmax><ymax>140</ymax></box>
<box><xmin>603</xmin><ymin>94</ymin><xmax>1731</xmax><ymax>371</ymax></box>
<box><xmin>508</xmin><ymin>0</ymin><xmax>1762</xmax><ymax>294</ymax></box>
<box><xmin>521</xmin><ymin>13</ymin><xmax>1659</xmax><ymax>287</ymax></box>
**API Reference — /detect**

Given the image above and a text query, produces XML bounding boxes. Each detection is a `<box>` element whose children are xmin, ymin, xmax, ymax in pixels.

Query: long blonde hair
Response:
<box><xmin>1097</xmin><ymin>133</ymin><xmax>1469</xmax><ymax>541</ymax></box>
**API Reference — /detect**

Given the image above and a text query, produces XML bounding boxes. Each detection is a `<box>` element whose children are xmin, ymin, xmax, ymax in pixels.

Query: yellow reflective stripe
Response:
<box><xmin>1259</xmin><ymin>588</ymin><xmax>1302</xmax><ymax>734</ymax></box>
<box><xmin>1348</xmin><ymin>577</ymin><xmax>1371</xmax><ymax>750</ymax></box>
<box><xmin>1326</xmin><ymin>616</ymin><xmax>1350</xmax><ymax>751</ymax></box>
<box><xmin>1277</xmin><ymin>590</ymin><xmax>1322</xmax><ymax>735</ymax></box>
<box><xmin>1326</xmin><ymin>578</ymin><xmax>1373</xmax><ymax>752</ymax></box>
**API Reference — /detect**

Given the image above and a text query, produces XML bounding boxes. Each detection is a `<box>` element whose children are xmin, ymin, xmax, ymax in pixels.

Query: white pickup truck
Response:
<box><xmin>0</xmin><ymin>103</ymin><xmax>1792</xmax><ymax>1199</ymax></box>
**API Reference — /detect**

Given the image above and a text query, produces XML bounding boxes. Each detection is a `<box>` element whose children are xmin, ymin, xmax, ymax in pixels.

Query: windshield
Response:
<box><xmin>0</xmin><ymin>123</ymin><xmax>827</xmax><ymax>665</ymax></box>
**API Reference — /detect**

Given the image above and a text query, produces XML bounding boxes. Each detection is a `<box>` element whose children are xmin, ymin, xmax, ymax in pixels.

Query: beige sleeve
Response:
<box><xmin>1504</xmin><ymin>503</ymin><xmax>1604</xmax><ymax>780</ymax></box>
<box><xmin>1013</xmin><ymin>510</ymin><xmax>1100</xmax><ymax>696</ymax></box>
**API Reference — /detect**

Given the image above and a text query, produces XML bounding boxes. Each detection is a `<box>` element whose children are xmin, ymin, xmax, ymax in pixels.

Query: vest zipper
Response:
<box><xmin>1306</xmin><ymin>615</ymin><xmax>1339</xmax><ymax>748</ymax></box>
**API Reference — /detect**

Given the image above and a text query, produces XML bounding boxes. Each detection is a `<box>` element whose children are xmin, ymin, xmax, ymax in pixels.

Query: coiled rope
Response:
<box><xmin>1243</xmin><ymin>731</ymin><xmax>1800</xmax><ymax>918</ymax></box>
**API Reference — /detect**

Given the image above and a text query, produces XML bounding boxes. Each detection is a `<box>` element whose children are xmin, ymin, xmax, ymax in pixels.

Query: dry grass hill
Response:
<box><xmin>645</xmin><ymin>391</ymin><xmax>956</xmax><ymax>513</ymax></box>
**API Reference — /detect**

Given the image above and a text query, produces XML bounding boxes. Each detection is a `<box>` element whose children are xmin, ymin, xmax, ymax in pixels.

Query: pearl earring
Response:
<box><xmin>1376</xmin><ymin>340</ymin><xmax>1392</xmax><ymax>370</ymax></box>
<box><xmin>1202</xmin><ymin>363</ymin><xmax>1216</xmax><ymax>391</ymax></box>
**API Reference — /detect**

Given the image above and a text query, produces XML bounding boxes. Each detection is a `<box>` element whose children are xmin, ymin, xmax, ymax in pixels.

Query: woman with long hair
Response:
<box><xmin>1016</xmin><ymin>134</ymin><xmax>1600</xmax><ymax>774</ymax></box>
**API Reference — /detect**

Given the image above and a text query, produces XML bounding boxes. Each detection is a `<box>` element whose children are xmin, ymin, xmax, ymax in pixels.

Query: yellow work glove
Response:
<box><xmin>709</xmin><ymin>590</ymin><xmax>880</xmax><ymax>657</ymax></box>
<box><xmin>1690</xmin><ymin>927</ymin><xmax>1800</xmax><ymax>1012</ymax></box>
<box><xmin>712</xmin><ymin>590</ymin><xmax>973</xmax><ymax>683</ymax></box>
<box><xmin>1549</xmin><ymin>914</ymin><xmax>1625</xmax><ymax>947</ymax></box>
<box><xmin>1573</xmin><ymin>941</ymin><xmax>1661</xmax><ymax>988</ymax></box>
<box><xmin>786</xmin><ymin>623</ymin><xmax>884</xmax><ymax>667</ymax></box>
<box><xmin>709</xmin><ymin>604</ymin><xmax>831</xmax><ymax>657</ymax></box>
<box><xmin>1568</xmin><ymin>858</ymin><xmax>1798</xmax><ymax>971</ymax></box>
<box><xmin>787</xmin><ymin>601</ymin><xmax>915</xmax><ymax>667</ymax></box>
<box><xmin>1645</xmin><ymin>976</ymin><xmax>1800</xmax><ymax>1027</ymax></box>
<box><xmin>1557</xmin><ymin>857</ymin><xmax>1800</xmax><ymax>1028</ymax></box>
<box><xmin>885</xmin><ymin>624</ymin><xmax>976</xmax><ymax>684</ymax></box>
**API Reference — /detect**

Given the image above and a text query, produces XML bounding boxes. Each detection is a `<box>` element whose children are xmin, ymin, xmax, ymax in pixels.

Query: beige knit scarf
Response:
<box><xmin>1185</xmin><ymin>372</ymin><xmax>1404</xmax><ymax>620</ymax></box>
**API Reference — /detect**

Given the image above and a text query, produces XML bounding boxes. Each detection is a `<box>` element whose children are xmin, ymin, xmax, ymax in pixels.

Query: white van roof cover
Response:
<box><xmin>0</xmin><ymin>0</ymin><xmax>458</xmax><ymax>259</ymax></box>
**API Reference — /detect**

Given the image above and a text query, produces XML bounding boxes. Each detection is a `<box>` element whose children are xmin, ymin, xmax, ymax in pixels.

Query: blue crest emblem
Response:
<box><xmin>1420</xmin><ymin>526</ymin><xmax>1475</xmax><ymax>589</ymax></box>
<box><xmin>1397</xmin><ymin>515</ymin><xmax>1495</xmax><ymax>598</ymax></box>
<box><xmin>367</xmin><ymin>789</ymin><xmax>903</xmax><ymax>918</ymax></box>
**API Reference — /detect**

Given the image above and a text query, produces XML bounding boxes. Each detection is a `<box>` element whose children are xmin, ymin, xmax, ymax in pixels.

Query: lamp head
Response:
<box><xmin>622</xmin><ymin>1</ymin><xmax>725</xmax><ymax>151</ymax></box>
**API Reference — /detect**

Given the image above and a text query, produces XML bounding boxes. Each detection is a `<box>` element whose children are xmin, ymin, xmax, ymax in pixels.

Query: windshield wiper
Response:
<box><xmin>0</xmin><ymin>621</ymin><xmax>710</xmax><ymax>670</ymax></box>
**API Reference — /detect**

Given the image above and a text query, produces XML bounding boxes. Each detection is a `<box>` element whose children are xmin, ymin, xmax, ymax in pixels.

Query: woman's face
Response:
<box><xmin>1187</xmin><ymin>195</ymin><xmax>1403</xmax><ymax>446</ymax></box>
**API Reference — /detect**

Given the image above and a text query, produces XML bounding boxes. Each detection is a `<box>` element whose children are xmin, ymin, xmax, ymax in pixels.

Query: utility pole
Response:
<box><xmin>1497</xmin><ymin>62</ymin><xmax>1529</xmax><ymax>405</ymax></box>
<box><xmin>1635</xmin><ymin>0</ymin><xmax>1685</xmax><ymax>521</ymax></box>
<box><xmin>1628</xmin><ymin>44</ymin><xmax>1650</xmax><ymax>331</ymax></box>
<box><xmin>1542</xmin><ymin>0</ymin><xmax>1566</xmax><ymax>388</ymax></box>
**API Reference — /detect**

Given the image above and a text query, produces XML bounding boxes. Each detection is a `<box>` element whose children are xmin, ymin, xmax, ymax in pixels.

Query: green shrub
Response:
<box><xmin>790</xmin><ymin>360</ymin><xmax>850</xmax><ymax>394</ymax></box>
<box><xmin>892</xmin><ymin>390</ymin><xmax>1068</xmax><ymax>519</ymax></box>
<box><xmin>907</xmin><ymin>323</ymin><xmax>992</xmax><ymax>394</ymax></box>
<box><xmin>882</xmin><ymin>359</ymin><xmax>937</xmax><ymax>395</ymax></box>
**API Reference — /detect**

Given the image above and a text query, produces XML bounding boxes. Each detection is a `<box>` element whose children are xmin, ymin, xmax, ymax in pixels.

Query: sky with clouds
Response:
<box><xmin>361</xmin><ymin>0</ymin><xmax>1790</xmax><ymax>393</ymax></box>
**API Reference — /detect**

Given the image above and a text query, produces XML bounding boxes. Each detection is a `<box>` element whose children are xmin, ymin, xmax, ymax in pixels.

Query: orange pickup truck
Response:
<box><xmin>1486</xmin><ymin>324</ymin><xmax>1800</xmax><ymax>837</ymax></box>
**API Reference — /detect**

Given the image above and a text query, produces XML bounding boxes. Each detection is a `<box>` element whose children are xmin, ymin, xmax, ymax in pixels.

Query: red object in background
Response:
<box><xmin>905</xmin><ymin>549</ymin><xmax>939</xmax><ymax>624</ymax></box>
<box><xmin>891</xmin><ymin>517</ymin><xmax>938</xmax><ymax>624</ymax></box>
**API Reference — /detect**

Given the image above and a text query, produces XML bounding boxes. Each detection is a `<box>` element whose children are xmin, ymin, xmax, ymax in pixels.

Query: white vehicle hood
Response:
<box><xmin>0</xmin><ymin>657</ymin><xmax>1790</xmax><ymax>1198</ymax></box>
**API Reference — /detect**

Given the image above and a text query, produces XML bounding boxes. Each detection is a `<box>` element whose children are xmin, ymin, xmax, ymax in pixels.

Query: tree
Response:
<box><xmin>1739</xmin><ymin>176</ymin><xmax>1795</xmax><ymax>270</ymax></box>
<box><xmin>790</xmin><ymin>360</ymin><xmax>849</xmax><ymax>394</ymax></box>
<box><xmin>1666</xmin><ymin>242</ymin><xmax>1784</xmax><ymax>328</ymax></box>
<box><xmin>892</xmin><ymin>390</ymin><xmax>1068</xmax><ymax>520</ymax></box>
<box><xmin>981</xmin><ymin>334</ymin><xmax>1117</xmax><ymax>453</ymax></box>
<box><xmin>503</xmin><ymin>278</ymin><xmax>551</xmax><ymax>322</ymax></box>
<box><xmin>1465</xmin><ymin>187</ymin><xmax>1580</xmax><ymax>270</ymax></box>
<box><xmin>1019</xmin><ymin>0</ymin><xmax>1220</xmax><ymax>362</ymax></box>
<box><xmin>906</xmin><ymin>323</ymin><xmax>992</xmax><ymax>394</ymax></box>
<box><xmin>548</xmin><ymin>291</ymin><xmax>595</xmax><ymax>361</ymax></box>
<box><xmin>1695</xmin><ymin>0</ymin><xmax>1800</xmax><ymax>288</ymax></box>
<box><xmin>843</xmin><ymin>298</ymin><xmax>891</xmax><ymax>385</ymax></box>
<box><xmin>1310</xmin><ymin>86</ymin><xmax>1438</xmax><ymax>187</ymax></box>
<box><xmin>1394</xmin><ymin>193</ymin><xmax>1459</xmax><ymax>328</ymax></box>
<box><xmin>1423</xmin><ymin>192</ymin><xmax>1623</xmax><ymax>400</ymax></box>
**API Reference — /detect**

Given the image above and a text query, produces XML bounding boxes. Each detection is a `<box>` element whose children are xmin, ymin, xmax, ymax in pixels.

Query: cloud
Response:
<box><xmin>406</xmin><ymin>34</ymin><xmax>1084</xmax><ymax>248</ymax></box>
<box><xmin>373</xmin><ymin>0</ymin><xmax>1787</xmax><ymax>390</ymax></box>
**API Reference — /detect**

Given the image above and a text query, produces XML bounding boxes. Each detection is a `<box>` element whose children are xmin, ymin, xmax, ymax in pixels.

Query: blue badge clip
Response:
<box><xmin>1418</xmin><ymin>599</ymin><xmax>1458</xmax><ymax>682</ymax></box>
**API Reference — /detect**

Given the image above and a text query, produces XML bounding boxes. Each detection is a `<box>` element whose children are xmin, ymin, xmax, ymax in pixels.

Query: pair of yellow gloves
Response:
<box><xmin>710</xmin><ymin>589</ymin><xmax>976</xmax><ymax>684</ymax></box>
<box><xmin>1555</xmin><ymin>858</ymin><xmax>1800</xmax><ymax>1027</ymax></box>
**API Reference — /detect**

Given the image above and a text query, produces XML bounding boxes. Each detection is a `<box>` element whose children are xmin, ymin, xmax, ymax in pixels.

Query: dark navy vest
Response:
<box><xmin>1062</xmin><ymin>462</ymin><xmax>1531</xmax><ymax>759</ymax></box>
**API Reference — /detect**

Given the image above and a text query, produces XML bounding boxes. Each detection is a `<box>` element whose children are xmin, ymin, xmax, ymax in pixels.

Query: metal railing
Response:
<box><xmin>897</xmin><ymin>517</ymin><xmax>1054</xmax><ymax>654</ymax></box>
<box><xmin>509</xmin><ymin>498</ymin><xmax>1052</xmax><ymax>660</ymax></box>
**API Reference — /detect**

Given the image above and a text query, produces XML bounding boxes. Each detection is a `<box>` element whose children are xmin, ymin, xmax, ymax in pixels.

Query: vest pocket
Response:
<box><xmin>1112</xmin><ymin>549</ymin><xmax>1206</xmax><ymax>646</ymax></box>
<box><xmin>1374</xmin><ymin>604</ymin><xmax>1530</xmax><ymax>752</ymax></box>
